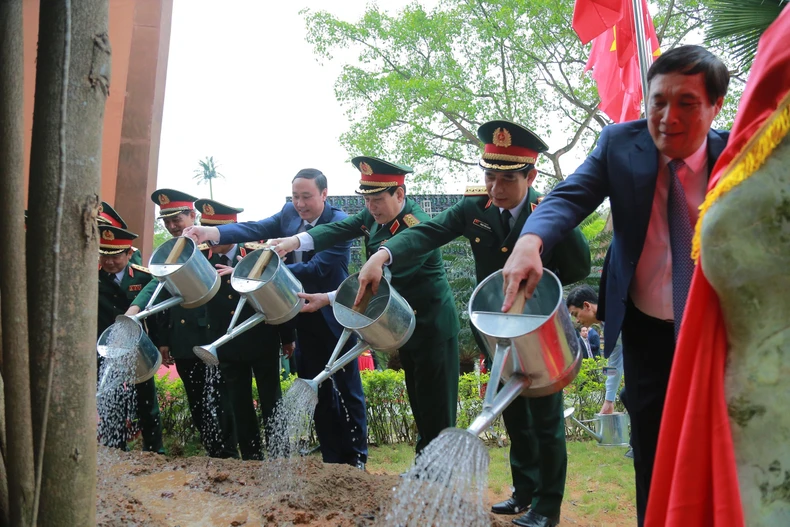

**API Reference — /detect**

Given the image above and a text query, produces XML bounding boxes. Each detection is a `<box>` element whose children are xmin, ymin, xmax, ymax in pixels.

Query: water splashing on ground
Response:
<box><xmin>385</xmin><ymin>428</ymin><xmax>490</xmax><ymax>526</ymax></box>
<box><xmin>97</xmin><ymin>322</ymin><xmax>141</xmax><ymax>448</ymax></box>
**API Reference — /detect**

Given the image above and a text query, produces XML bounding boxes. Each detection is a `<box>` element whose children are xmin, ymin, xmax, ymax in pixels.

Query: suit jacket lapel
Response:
<box><xmin>629</xmin><ymin>128</ymin><xmax>660</xmax><ymax>252</ymax></box>
<box><xmin>706</xmin><ymin>129</ymin><xmax>727</xmax><ymax>178</ymax></box>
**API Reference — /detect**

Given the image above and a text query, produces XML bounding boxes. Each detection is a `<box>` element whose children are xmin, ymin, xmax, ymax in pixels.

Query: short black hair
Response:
<box><xmin>566</xmin><ymin>285</ymin><xmax>598</xmax><ymax>309</ymax></box>
<box><xmin>293</xmin><ymin>168</ymin><xmax>327</xmax><ymax>192</ymax></box>
<box><xmin>647</xmin><ymin>45</ymin><xmax>729</xmax><ymax>105</ymax></box>
<box><xmin>385</xmin><ymin>184</ymin><xmax>407</xmax><ymax>196</ymax></box>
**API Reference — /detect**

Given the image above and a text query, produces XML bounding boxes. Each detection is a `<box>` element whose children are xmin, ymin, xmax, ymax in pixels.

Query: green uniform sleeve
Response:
<box><xmin>386</xmin><ymin>202</ymin><xmax>466</xmax><ymax>274</ymax></box>
<box><xmin>132</xmin><ymin>279</ymin><xmax>160</xmax><ymax>309</ymax></box>
<box><xmin>544</xmin><ymin>226</ymin><xmax>591</xmax><ymax>285</ymax></box>
<box><xmin>309</xmin><ymin>211</ymin><xmax>367</xmax><ymax>252</ymax></box>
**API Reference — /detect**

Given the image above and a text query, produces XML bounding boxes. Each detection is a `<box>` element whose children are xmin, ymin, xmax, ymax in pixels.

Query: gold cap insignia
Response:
<box><xmin>359</xmin><ymin>162</ymin><xmax>374</xmax><ymax>176</ymax></box>
<box><xmin>98</xmin><ymin>203</ymin><xmax>104</xmax><ymax>213</ymax></box>
<box><xmin>202</xmin><ymin>203</ymin><xmax>215</xmax><ymax>216</ymax></box>
<box><xmin>158</xmin><ymin>194</ymin><xmax>171</xmax><ymax>205</ymax></box>
<box><xmin>492</xmin><ymin>127</ymin><xmax>512</xmax><ymax>148</ymax></box>
<box><xmin>102</xmin><ymin>230</ymin><xmax>115</xmax><ymax>241</ymax></box>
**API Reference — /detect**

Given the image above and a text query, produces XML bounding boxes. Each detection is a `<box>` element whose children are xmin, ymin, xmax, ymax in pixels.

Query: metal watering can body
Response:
<box><xmin>193</xmin><ymin>248</ymin><xmax>305</xmax><ymax>365</ymax></box>
<box><xmin>469</xmin><ymin>269</ymin><xmax>581</xmax><ymax>398</ymax></box>
<box><xmin>97</xmin><ymin>319</ymin><xmax>162</xmax><ymax>392</ymax></box>
<box><xmin>564</xmin><ymin>407</ymin><xmax>631</xmax><ymax>447</ymax></box>
<box><xmin>299</xmin><ymin>272</ymin><xmax>416</xmax><ymax>393</ymax></box>
<box><xmin>148</xmin><ymin>236</ymin><xmax>220</xmax><ymax>309</ymax></box>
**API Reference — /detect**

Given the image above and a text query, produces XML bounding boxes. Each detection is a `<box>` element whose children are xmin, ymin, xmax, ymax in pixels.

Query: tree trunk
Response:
<box><xmin>0</xmin><ymin>0</ymin><xmax>34</xmax><ymax>525</ymax></box>
<box><xmin>27</xmin><ymin>1</ymin><xmax>110</xmax><ymax>525</ymax></box>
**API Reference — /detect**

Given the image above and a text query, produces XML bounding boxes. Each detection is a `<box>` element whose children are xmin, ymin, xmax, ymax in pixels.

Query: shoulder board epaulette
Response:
<box><xmin>403</xmin><ymin>214</ymin><xmax>420</xmax><ymax>227</ymax></box>
<box><xmin>130</xmin><ymin>263</ymin><xmax>150</xmax><ymax>274</ymax></box>
<box><xmin>197</xmin><ymin>243</ymin><xmax>210</xmax><ymax>251</ymax></box>
<box><xmin>464</xmin><ymin>185</ymin><xmax>488</xmax><ymax>196</ymax></box>
<box><xmin>244</xmin><ymin>242</ymin><xmax>268</xmax><ymax>250</ymax></box>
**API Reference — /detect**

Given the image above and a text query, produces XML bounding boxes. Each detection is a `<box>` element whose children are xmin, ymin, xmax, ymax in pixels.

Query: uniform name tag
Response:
<box><xmin>128</xmin><ymin>284</ymin><xmax>142</xmax><ymax>292</ymax></box>
<box><xmin>473</xmin><ymin>219</ymin><xmax>492</xmax><ymax>232</ymax></box>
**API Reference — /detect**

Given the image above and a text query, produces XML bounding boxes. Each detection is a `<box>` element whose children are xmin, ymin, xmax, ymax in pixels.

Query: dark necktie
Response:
<box><xmin>667</xmin><ymin>159</ymin><xmax>694</xmax><ymax>340</ymax></box>
<box><xmin>219</xmin><ymin>254</ymin><xmax>229</xmax><ymax>266</ymax></box>
<box><xmin>501</xmin><ymin>209</ymin><xmax>512</xmax><ymax>236</ymax></box>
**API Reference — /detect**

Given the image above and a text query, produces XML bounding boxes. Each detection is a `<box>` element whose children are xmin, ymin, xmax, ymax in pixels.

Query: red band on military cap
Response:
<box><xmin>100</xmin><ymin>237</ymin><xmax>132</xmax><ymax>248</ymax></box>
<box><xmin>360</xmin><ymin>173</ymin><xmax>406</xmax><ymax>185</ymax></box>
<box><xmin>99</xmin><ymin>212</ymin><xmax>123</xmax><ymax>228</ymax></box>
<box><xmin>484</xmin><ymin>144</ymin><xmax>538</xmax><ymax>159</ymax></box>
<box><xmin>202</xmin><ymin>212</ymin><xmax>237</xmax><ymax>221</ymax></box>
<box><xmin>160</xmin><ymin>200</ymin><xmax>194</xmax><ymax>210</ymax></box>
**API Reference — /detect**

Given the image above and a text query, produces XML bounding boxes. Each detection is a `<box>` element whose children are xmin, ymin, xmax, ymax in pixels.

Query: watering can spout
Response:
<box><xmin>564</xmin><ymin>407</ymin><xmax>603</xmax><ymax>442</ymax></box>
<box><xmin>193</xmin><ymin>344</ymin><xmax>219</xmax><ymax>366</ymax></box>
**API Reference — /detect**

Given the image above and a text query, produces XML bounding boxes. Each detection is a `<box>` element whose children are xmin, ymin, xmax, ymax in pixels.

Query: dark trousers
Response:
<box><xmin>175</xmin><ymin>358</ymin><xmax>239</xmax><ymax>459</ymax></box>
<box><xmin>399</xmin><ymin>333</ymin><xmax>459</xmax><ymax>454</ymax></box>
<box><xmin>473</xmin><ymin>321</ymin><xmax>566</xmax><ymax>516</ymax></box>
<box><xmin>621</xmin><ymin>301</ymin><xmax>675</xmax><ymax>526</ymax></box>
<box><xmin>97</xmin><ymin>358</ymin><xmax>164</xmax><ymax>453</ymax></box>
<box><xmin>296</xmin><ymin>311</ymin><xmax>368</xmax><ymax>465</ymax></box>
<box><xmin>219</xmin><ymin>349</ymin><xmax>282</xmax><ymax>460</ymax></box>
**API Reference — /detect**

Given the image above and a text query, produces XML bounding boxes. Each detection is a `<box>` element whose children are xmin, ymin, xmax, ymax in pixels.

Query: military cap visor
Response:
<box><xmin>195</xmin><ymin>199</ymin><xmax>243</xmax><ymax>225</ymax></box>
<box><xmin>151</xmin><ymin>188</ymin><xmax>198</xmax><ymax>218</ymax></box>
<box><xmin>99</xmin><ymin>225</ymin><xmax>138</xmax><ymax>255</ymax></box>
<box><xmin>353</xmin><ymin>156</ymin><xmax>413</xmax><ymax>195</ymax></box>
<box><xmin>477</xmin><ymin>120</ymin><xmax>548</xmax><ymax>172</ymax></box>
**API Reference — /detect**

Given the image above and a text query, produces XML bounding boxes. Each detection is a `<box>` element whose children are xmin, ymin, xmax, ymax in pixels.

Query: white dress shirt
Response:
<box><xmin>630</xmin><ymin>138</ymin><xmax>709</xmax><ymax>321</ymax></box>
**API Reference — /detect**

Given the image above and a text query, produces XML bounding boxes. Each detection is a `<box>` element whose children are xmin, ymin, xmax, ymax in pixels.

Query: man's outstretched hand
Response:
<box><xmin>182</xmin><ymin>226</ymin><xmax>220</xmax><ymax>244</ymax></box>
<box><xmin>355</xmin><ymin>250</ymin><xmax>389</xmax><ymax>306</ymax></box>
<box><xmin>501</xmin><ymin>234</ymin><xmax>544</xmax><ymax>311</ymax></box>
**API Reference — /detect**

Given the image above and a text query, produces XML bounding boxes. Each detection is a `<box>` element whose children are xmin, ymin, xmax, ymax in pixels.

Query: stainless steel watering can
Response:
<box><xmin>193</xmin><ymin>247</ymin><xmax>304</xmax><ymax>366</ymax></box>
<box><xmin>97</xmin><ymin>318</ymin><xmax>162</xmax><ymax>393</ymax></box>
<box><xmin>564</xmin><ymin>407</ymin><xmax>631</xmax><ymax>446</ymax></box>
<box><xmin>295</xmin><ymin>271</ymin><xmax>416</xmax><ymax>394</ymax></box>
<box><xmin>465</xmin><ymin>269</ymin><xmax>581</xmax><ymax>436</ymax></box>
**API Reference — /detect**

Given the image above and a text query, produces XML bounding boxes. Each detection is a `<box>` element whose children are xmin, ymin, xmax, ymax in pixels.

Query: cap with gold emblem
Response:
<box><xmin>99</xmin><ymin>225</ymin><xmax>138</xmax><ymax>255</ymax></box>
<box><xmin>195</xmin><ymin>199</ymin><xmax>243</xmax><ymax>225</ymax></box>
<box><xmin>150</xmin><ymin>189</ymin><xmax>198</xmax><ymax>219</ymax></box>
<box><xmin>477</xmin><ymin>120</ymin><xmax>549</xmax><ymax>172</ymax></box>
<box><xmin>97</xmin><ymin>201</ymin><xmax>128</xmax><ymax>229</ymax></box>
<box><xmin>353</xmin><ymin>156</ymin><xmax>413</xmax><ymax>195</ymax></box>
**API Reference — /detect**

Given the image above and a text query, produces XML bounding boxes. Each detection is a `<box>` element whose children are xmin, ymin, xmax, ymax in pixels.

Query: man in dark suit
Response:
<box><xmin>502</xmin><ymin>45</ymin><xmax>730</xmax><ymax>525</ymax></box>
<box><xmin>183</xmin><ymin>169</ymin><xmax>368</xmax><ymax>469</ymax></box>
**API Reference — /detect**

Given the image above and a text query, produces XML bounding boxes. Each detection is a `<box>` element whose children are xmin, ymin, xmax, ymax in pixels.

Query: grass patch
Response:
<box><xmin>367</xmin><ymin>439</ymin><xmax>636</xmax><ymax>525</ymax></box>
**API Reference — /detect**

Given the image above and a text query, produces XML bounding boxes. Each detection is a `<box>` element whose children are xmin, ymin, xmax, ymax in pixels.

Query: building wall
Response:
<box><xmin>22</xmin><ymin>0</ymin><xmax>173</xmax><ymax>264</ymax></box>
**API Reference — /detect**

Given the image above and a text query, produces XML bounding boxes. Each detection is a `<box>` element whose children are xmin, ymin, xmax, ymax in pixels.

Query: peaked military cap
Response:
<box><xmin>353</xmin><ymin>156</ymin><xmax>413</xmax><ymax>195</ymax></box>
<box><xmin>477</xmin><ymin>120</ymin><xmax>549</xmax><ymax>172</ymax></box>
<box><xmin>97</xmin><ymin>201</ymin><xmax>128</xmax><ymax>229</ymax></box>
<box><xmin>150</xmin><ymin>188</ymin><xmax>197</xmax><ymax>219</ymax></box>
<box><xmin>195</xmin><ymin>199</ymin><xmax>243</xmax><ymax>225</ymax></box>
<box><xmin>99</xmin><ymin>225</ymin><xmax>138</xmax><ymax>255</ymax></box>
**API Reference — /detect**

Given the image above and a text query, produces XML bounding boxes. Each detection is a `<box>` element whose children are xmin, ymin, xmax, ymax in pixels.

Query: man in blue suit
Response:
<box><xmin>502</xmin><ymin>46</ymin><xmax>730</xmax><ymax>525</ymax></box>
<box><xmin>184</xmin><ymin>169</ymin><xmax>368</xmax><ymax>469</ymax></box>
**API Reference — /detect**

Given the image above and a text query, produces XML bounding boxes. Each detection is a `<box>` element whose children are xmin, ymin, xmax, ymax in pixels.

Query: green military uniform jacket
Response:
<box><xmin>385</xmin><ymin>187</ymin><xmax>590</xmax><ymax>285</ymax></box>
<box><xmin>309</xmin><ymin>197</ymin><xmax>460</xmax><ymax>349</ymax></box>
<box><xmin>98</xmin><ymin>263</ymin><xmax>161</xmax><ymax>343</ymax></box>
<box><xmin>204</xmin><ymin>244</ymin><xmax>296</xmax><ymax>362</ymax></box>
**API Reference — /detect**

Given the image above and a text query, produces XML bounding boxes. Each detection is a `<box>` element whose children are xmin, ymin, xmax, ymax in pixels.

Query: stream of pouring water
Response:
<box><xmin>385</xmin><ymin>428</ymin><xmax>490</xmax><ymax>527</ymax></box>
<box><xmin>97</xmin><ymin>322</ymin><xmax>141</xmax><ymax>447</ymax></box>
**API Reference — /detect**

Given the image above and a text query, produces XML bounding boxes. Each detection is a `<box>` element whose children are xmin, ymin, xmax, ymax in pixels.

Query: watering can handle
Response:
<box><xmin>165</xmin><ymin>237</ymin><xmax>188</xmax><ymax>264</ymax></box>
<box><xmin>248</xmin><ymin>249</ymin><xmax>274</xmax><ymax>279</ymax></box>
<box><xmin>353</xmin><ymin>284</ymin><xmax>375</xmax><ymax>314</ymax></box>
<box><xmin>506</xmin><ymin>286</ymin><xmax>527</xmax><ymax>314</ymax></box>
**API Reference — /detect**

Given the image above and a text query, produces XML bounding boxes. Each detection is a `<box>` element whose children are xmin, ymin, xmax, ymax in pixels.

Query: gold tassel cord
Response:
<box><xmin>692</xmin><ymin>94</ymin><xmax>790</xmax><ymax>262</ymax></box>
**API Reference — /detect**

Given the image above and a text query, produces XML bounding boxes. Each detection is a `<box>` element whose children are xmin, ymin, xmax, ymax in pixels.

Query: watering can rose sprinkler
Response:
<box><xmin>96</xmin><ymin>236</ymin><xmax>221</xmax><ymax>392</ymax></box>
<box><xmin>192</xmin><ymin>246</ymin><xmax>304</xmax><ymax>365</ymax></box>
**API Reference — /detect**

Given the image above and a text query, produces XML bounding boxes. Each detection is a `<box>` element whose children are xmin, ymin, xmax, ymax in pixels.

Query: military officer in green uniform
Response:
<box><xmin>195</xmin><ymin>199</ymin><xmax>297</xmax><ymax>460</ymax></box>
<box><xmin>97</xmin><ymin>225</ymin><xmax>164</xmax><ymax>453</ymax></box>
<box><xmin>269</xmin><ymin>157</ymin><xmax>461</xmax><ymax>454</ymax></box>
<box><xmin>128</xmin><ymin>189</ymin><xmax>238</xmax><ymax>459</ymax></box>
<box><xmin>355</xmin><ymin>122</ymin><xmax>591</xmax><ymax>527</ymax></box>
<box><xmin>97</xmin><ymin>201</ymin><xmax>142</xmax><ymax>265</ymax></box>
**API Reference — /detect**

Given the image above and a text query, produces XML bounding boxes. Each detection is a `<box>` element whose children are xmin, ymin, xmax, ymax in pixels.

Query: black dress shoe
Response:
<box><xmin>512</xmin><ymin>510</ymin><xmax>560</xmax><ymax>527</ymax></box>
<box><xmin>491</xmin><ymin>494</ymin><xmax>530</xmax><ymax>515</ymax></box>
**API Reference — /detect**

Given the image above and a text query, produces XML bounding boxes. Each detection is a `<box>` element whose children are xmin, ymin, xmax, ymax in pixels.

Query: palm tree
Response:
<box><xmin>193</xmin><ymin>156</ymin><xmax>224</xmax><ymax>199</ymax></box>
<box><xmin>705</xmin><ymin>0</ymin><xmax>787</xmax><ymax>72</ymax></box>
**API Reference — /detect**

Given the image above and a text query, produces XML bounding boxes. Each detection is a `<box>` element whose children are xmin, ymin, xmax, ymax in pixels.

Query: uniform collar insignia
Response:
<box><xmin>389</xmin><ymin>219</ymin><xmax>400</xmax><ymax>235</ymax></box>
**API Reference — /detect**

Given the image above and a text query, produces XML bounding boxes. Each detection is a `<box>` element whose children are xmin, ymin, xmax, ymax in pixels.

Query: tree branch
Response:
<box><xmin>657</xmin><ymin>0</ymin><xmax>676</xmax><ymax>44</ymax></box>
<box><xmin>432</xmin><ymin>151</ymin><xmax>477</xmax><ymax>166</ymax></box>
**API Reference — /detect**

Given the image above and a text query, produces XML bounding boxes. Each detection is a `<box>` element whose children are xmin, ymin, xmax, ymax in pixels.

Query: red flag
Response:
<box><xmin>572</xmin><ymin>0</ymin><xmax>623</xmax><ymax>44</ymax></box>
<box><xmin>583</xmin><ymin>0</ymin><xmax>659</xmax><ymax>122</ymax></box>
<box><xmin>647</xmin><ymin>9</ymin><xmax>790</xmax><ymax>526</ymax></box>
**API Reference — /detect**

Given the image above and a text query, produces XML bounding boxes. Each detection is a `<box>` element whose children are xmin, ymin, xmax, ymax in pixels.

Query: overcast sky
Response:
<box><xmin>157</xmin><ymin>0</ymin><xmax>444</xmax><ymax>222</ymax></box>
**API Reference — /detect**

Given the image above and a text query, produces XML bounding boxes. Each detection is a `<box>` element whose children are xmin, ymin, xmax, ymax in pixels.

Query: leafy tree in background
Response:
<box><xmin>193</xmin><ymin>156</ymin><xmax>224</xmax><ymax>199</ymax></box>
<box><xmin>303</xmin><ymin>0</ymin><xmax>743</xmax><ymax>193</ymax></box>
